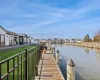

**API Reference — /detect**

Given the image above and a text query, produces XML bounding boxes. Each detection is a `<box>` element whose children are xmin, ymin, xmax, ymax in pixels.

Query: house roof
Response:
<box><xmin>0</xmin><ymin>25</ymin><xmax>19</xmax><ymax>36</ymax></box>
<box><xmin>0</xmin><ymin>25</ymin><xmax>30</xmax><ymax>37</ymax></box>
<box><xmin>0</xmin><ymin>25</ymin><xmax>7</xmax><ymax>32</ymax></box>
<box><xmin>19</xmin><ymin>34</ymin><xmax>28</xmax><ymax>38</ymax></box>
<box><xmin>6</xmin><ymin>31</ymin><xmax>19</xmax><ymax>36</ymax></box>
<box><xmin>19</xmin><ymin>34</ymin><xmax>25</xmax><ymax>36</ymax></box>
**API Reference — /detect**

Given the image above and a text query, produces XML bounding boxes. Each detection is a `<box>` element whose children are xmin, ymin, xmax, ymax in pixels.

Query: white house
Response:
<box><xmin>6</xmin><ymin>31</ymin><xmax>19</xmax><ymax>46</ymax></box>
<box><xmin>27</xmin><ymin>36</ymin><xmax>32</xmax><ymax>44</ymax></box>
<box><xmin>31</xmin><ymin>38</ymin><xmax>34</xmax><ymax>43</ymax></box>
<box><xmin>0</xmin><ymin>26</ymin><xmax>34</xmax><ymax>46</ymax></box>
<box><xmin>0</xmin><ymin>26</ymin><xmax>21</xmax><ymax>46</ymax></box>
<box><xmin>0</xmin><ymin>26</ymin><xmax>8</xmax><ymax>47</ymax></box>
<box><xmin>19</xmin><ymin>34</ymin><xmax>28</xmax><ymax>45</ymax></box>
<box><xmin>65</xmin><ymin>39</ymin><xmax>70</xmax><ymax>42</ymax></box>
<box><xmin>76</xmin><ymin>39</ymin><xmax>82</xmax><ymax>42</ymax></box>
<box><xmin>70</xmin><ymin>39</ymin><xmax>77</xmax><ymax>42</ymax></box>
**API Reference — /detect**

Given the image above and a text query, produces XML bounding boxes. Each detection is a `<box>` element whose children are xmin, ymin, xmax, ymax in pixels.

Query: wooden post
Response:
<box><xmin>52</xmin><ymin>47</ymin><xmax>56</xmax><ymax>59</ymax></box>
<box><xmin>25</xmin><ymin>49</ymin><xmax>28</xmax><ymax>80</ymax></box>
<box><xmin>52</xmin><ymin>47</ymin><xmax>55</xmax><ymax>55</ymax></box>
<box><xmin>0</xmin><ymin>64</ymin><xmax>1</xmax><ymax>80</ymax></box>
<box><xmin>67</xmin><ymin>59</ymin><xmax>75</xmax><ymax>80</ymax></box>
<box><xmin>56</xmin><ymin>50</ymin><xmax>60</xmax><ymax>65</ymax></box>
<box><xmin>51</xmin><ymin>47</ymin><xmax>53</xmax><ymax>54</ymax></box>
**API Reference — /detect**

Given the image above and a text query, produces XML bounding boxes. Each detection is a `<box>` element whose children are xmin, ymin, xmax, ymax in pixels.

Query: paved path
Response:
<box><xmin>35</xmin><ymin>50</ymin><xmax>65</xmax><ymax>80</ymax></box>
<box><xmin>0</xmin><ymin>44</ymin><xmax>29</xmax><ymax>51</ymax></box>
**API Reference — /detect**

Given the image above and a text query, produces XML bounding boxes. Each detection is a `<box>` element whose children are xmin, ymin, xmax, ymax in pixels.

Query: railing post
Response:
<box><xmin>39</xmin><ymin>46</ymin><xmax>42</xmax><ymax>61</ymax></box>
<box><xmin>37</xmin><ymin>46</ymin><xmax>40</xmax><ymax>64</ymax></box>
<box><xmin>66</xmin><ymin>59</ymin><xmax>75</xmax><ymax>80</ymax></box>
<box><xmin>35</xmin><ymin>65</ymin><xmax>38</xmax><ymax>76</ymax></box>
<box><xmin>0</xmin><ymin>64</ymin><xmax>1</xmax><ymax>80</ymax></box>
<box><xmin>25</xmin><ymin>49</ymin><xmax>28</xmax><ymax>80</ymax></box>
<box><xmin>56</xmin><ymin>50</ymin><xmax>60</xmax><ymax>65</ymax></box>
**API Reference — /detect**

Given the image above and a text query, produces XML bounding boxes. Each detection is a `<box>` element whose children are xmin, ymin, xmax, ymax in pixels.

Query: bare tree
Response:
<box><xmin>94</xmin><ymin>30</ymin><xmax>100</xmax><ymax>42</ymax></box>
<box><xmin>95</xmin><ymin>30</ymin><xmax>100</xmax><ymax>36</ymax></box>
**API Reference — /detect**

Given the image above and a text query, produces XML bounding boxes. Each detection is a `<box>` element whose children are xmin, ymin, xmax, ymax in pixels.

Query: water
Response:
<box><xmin>53</xmin><ymin>44</ymin><xmax>100</xmax><ymax>80</ymax></box>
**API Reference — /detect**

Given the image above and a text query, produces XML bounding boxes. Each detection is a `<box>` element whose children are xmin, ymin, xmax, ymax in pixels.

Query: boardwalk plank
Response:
<box><xmin>35</xmin><ymin>49</ymin><xmax>65</xmax><ymax>80</ymax></box>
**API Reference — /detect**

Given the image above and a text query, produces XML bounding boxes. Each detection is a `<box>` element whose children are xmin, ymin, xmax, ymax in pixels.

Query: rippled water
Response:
<box><xmin>53</xmin><ymin>44</ymin><xmax>100</xmax><ymax>80</ymax></box>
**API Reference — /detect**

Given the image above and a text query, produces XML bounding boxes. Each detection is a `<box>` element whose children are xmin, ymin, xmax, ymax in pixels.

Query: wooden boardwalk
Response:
<box><xmin>35</xmin><ymin>50</ymin><xmax>65</xmax><ymax>80</ymax></box>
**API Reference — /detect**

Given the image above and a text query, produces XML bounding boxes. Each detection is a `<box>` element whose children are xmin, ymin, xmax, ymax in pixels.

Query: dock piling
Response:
<box><xmin>52</xmin><ymin>47</ymin><xmax>55</xmax><ymax>58</ymax></box>
<box><xmin>56</xmin><ymin>50</ymin><xmax>60</xmax><ymax>65</ymax></box>
<box><xmin>67</xmin><ymin>59</ymin><xmax>75</xmax><ymax>80</ymax></box>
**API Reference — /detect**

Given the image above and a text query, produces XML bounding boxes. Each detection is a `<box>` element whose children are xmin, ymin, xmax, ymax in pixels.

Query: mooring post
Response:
<box><xmin>51</xmin><ymin>47</ymin><xmax>53</xmax><ymax>54</ymax></box>
<box><xmin>56</xmin><ymin>50</ymin><xmax>60</xmax><ymax>65</ymax></box>
<box><xmin>67</xmin><ymin>59</ymin><xmax>75</xmax><ymax>80</ymax></box>
<box><xmin>52</xmin><ymin>47</ymin><xmax>55</xmax><ymax>55</ymax></box>
<box><xmin>53</xmin><ymin>48</ymin><xmax>55</xmax><ymax>59</ymax></box>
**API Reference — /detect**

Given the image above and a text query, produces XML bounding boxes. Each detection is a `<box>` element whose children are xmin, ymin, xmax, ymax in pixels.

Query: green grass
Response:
<box><xmin>0</xmin><ymin>45</ymin><xmax>34</xmax><ymax>61</ymax></box>
<box><xmin>0</xmin><ymin>45</ymin><xmax>37</xmax><ymax>80</ymax></box>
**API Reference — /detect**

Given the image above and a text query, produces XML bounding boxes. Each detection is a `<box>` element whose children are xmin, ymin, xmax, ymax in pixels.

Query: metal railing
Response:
<box><xmin>0</xmin><ymin>44</ymin><xmax>44</xmax><ymax>80</ymax></box>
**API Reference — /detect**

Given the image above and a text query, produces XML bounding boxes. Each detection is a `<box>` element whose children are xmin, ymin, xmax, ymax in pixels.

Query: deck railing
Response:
<box><xmin>0</xmin><ymin>44</ymin><xmax>44</xmax><ymax>80</ymax></box>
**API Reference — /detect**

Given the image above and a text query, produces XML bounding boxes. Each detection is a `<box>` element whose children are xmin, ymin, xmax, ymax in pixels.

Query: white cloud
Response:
<box><xmin>1</xmin><ymin>0</ymin><xmax>100</xmax><ymax>38</ymax></box>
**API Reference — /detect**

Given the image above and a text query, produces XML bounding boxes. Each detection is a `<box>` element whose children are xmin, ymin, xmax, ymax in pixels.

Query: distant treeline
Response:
<box><xmin>84</xmin><ymin>30</ymin><xmax>100</xmax><ymax>42</ymax></box>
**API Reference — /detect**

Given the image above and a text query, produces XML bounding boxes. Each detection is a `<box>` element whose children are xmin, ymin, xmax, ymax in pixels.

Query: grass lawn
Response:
<box><xmin>0</xmin><ymin>45</ymin><xmax>36</xmax><ymax>80</ymax></box>
<box><xmin>0</xmin><ymin>45</ymin><xmax>35</xmax><ymax>61</ymax></box>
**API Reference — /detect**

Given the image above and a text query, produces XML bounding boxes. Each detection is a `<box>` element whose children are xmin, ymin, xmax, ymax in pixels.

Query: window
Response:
<box><xmin>0</xmin><ymin>34</ymin><xmax>5</xmax><ymax>42</ymax></box>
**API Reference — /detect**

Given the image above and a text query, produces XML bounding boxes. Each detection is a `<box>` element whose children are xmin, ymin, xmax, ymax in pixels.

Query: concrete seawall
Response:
<box><xmin>64</xmin><ymin>42</ymin><xmax>100</xmax><ymax>49</ymax></box>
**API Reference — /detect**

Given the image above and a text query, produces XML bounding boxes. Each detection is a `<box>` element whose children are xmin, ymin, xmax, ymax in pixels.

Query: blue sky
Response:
<box><xmin>0</xmin><ymin>0</ymin><xmax>100</xmax><ymax>39</ymax></box>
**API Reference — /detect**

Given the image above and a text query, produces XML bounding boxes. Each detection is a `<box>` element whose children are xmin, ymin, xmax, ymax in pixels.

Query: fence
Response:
<box><xmin>0</xmin><ymin>44</ymin><xmax>44</xmax><ymax>80</ymax></box>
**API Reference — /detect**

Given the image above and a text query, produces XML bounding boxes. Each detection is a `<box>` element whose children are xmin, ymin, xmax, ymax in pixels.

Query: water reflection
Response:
<box><xmin>94</xmin><ymin>49</ymin><xmax>100</xmax><ymax>54</ymax></box>
<box><xmin>84</xmin><ymin>48</ymin><xmax>90</xmax><ymax>55</ymax></box>
<box><xmin>54</xmin><ymin>44</ymin><xmax>100</xmax><ymax>80</ymax></box>
<box><xmin>94</xmin><ymin>49</ymin><xmax>100</xmax><ymax>61</ymax></box>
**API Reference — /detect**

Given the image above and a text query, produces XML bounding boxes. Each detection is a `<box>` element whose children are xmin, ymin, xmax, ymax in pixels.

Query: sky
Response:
<box><xmin>0</xmin><ymin>0</ymin><xmax>100</xmax><ymax>39</ymax></box>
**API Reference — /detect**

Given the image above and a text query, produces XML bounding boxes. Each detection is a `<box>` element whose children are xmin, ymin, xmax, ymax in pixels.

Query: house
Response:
<box><xmin>31</xmin><ymin>38</ymin><xmax>34</xmax><ymax>43</ymax></box>
<box><xmin>0</xmin><ymin>26</ymin><xmax>7</xmax><ymax>47</ymax></box>
<box><xmin>0</xmin><ymin>25</ymin><xmax>34</xmax><ymax>46</ymax></box>
<box><xmin>27</xmin><ymin>36</ymin><xmax>32</xmax><ymax>44</ymax></box>
<box><xmin>6</xmin><ymin>31</ymin><xmax>19</xmax><ymax>46</ymax></box>
<box><xmin>19</xmin><ymin>34</ymin><xmax>28</xmax><ymax>45</ymax></box>
<box><xmin>65</xmin><ymin>39</ymin><xmax>70</xmax><ymax>42</ymax></box>
<box><xmin>34</xmin><ymin>39</ymin><xmax>39</xmax><ymax>44</ymax></box>
<box><xmin>76</xmin><ymin>39</ymin><xmax>82</xmax><ymax>42</ymax></box>
<box><xmin>70</xmin><ymin>39</ymin><xmax>77</xmax><ymax>42</ymax></box>
<box><xmin>0</xmin><ymin>26</ymin><xmax>20</xmax><ymax>46</ymax></box>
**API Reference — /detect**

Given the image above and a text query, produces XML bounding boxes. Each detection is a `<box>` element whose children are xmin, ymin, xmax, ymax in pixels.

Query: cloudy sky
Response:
<box><xmin>0</xmin><ymin>0</ymin><xmax>100</xmax><ymax>38</ymax></box>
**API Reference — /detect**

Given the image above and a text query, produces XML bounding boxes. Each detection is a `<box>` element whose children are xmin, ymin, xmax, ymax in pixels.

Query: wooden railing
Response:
<box><xmin>0</xmin><ymin>44</ymin><xmax>44</xmax><ymax>80</ymax></box>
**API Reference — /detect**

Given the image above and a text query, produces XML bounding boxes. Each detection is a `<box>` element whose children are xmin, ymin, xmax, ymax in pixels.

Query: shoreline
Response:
<box><xmin>64</xmin><ymin>42</ymin><xmax>100</xmax><ymax>49</ymax></box>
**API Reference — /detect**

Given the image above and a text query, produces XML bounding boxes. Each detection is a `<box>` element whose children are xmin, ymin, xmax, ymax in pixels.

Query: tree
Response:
<box><xmin>94</xmin><ymin>35</ymin><xmax>100</xmax><ymax>42</ymax></box>
<box><xmin>93</xmin><ymin>30</ymin><xmax>100</xmax><ymax>42</ymax></box>
<box><xmin>84</xmin><ymin>34</ymin><xmax>91</xmax><ymax>42</ymax></box>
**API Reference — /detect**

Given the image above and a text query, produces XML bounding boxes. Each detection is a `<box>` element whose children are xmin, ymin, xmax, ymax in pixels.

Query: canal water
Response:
<box><xmin>53</xmin><ymin>44</ymin><xmax>100</xmax><ymax>80</ymax></box>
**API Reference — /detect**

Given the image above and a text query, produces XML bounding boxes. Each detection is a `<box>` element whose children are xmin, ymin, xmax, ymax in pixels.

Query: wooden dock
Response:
<box><xmin>35</xmin><ymin>49</ymin><xmax>65</xmax><ymax>80</ymax></box>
